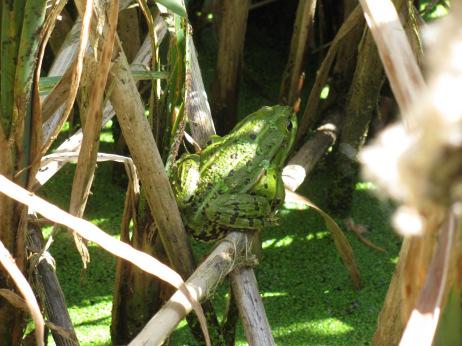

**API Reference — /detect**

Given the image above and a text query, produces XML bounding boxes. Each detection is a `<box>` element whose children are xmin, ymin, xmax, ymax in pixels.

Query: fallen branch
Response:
<box><xmin>283</xmin><ymin>112</ymin><xmax>342</xmax><ymax>192</ymax></box>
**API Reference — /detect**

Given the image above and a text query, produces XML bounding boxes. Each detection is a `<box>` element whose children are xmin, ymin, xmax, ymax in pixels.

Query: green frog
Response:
<box><xmin>172</xmin><ymin>105</ymin><xmax>297</xmax><ymax>241</ymax></box>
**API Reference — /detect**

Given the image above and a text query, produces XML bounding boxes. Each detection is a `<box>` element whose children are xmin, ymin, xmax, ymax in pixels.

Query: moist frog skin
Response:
<box><xmin>172</xmin><ymin>105</ymin><xmax>297</xmax><ymax>241</ymax></box>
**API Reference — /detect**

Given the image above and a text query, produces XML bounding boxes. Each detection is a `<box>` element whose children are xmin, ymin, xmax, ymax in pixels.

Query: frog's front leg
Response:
<box><xmin>171</xmin><ymin>154</ymin><xmax>200</xmax><ymax>208</ymax></box>
<box><xmin>205</xmin><ymin>193</ymin><xmax>276</xmax><ymax>229</ymax></box>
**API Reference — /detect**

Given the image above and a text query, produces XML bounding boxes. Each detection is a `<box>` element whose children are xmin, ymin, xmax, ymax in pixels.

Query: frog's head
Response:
<box><xmin>233</xmin><ymin>105</ymin><xmax>297</xmax><ymax>166</ymax></box>
<box><xmin>264</xmin><ymin>105</ymin><xmax>298</xmax><ymax>166</ymax></box>
<box><xmin>265</xmin><ymin>105</ymin><xmax>297</xmax><ymax>141</ymax></box>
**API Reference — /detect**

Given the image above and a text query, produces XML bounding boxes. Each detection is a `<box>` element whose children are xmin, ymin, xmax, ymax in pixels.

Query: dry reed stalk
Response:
<box><xmin>211</xmin><ymin>0</ymin><xmax>251</xmax><ymax>134</ymax></box>
<box><xmin>72</xmin><ymin>1</ymin><xmax>210</xmax><ymax>344</ymax></box>
<box><xmin>357</xmin><ymin>1</ymin><xmax>427</xmax><ymax>343</ymax></box>
<box><xmin>358</xmin><ymin>0</ymin><xmax>425</xmax><ymax>128</ymax></box>
<box><xmin>399</xmin><ymin>215</ymin><xmax>455</xmax><ymax>346</ymax></box>
<box><xmin>27</xmin><ymin>224</ymin><xmax>79</xmax><ymax>346</ymax></box>
<box><xmin>0</xmin><ymin>241</ymin><xmax>44</xmax><ymax>346</ymax></box>
<box><xmin>187</xmin><ymin>36</ymin><xmax>216</xmax><ymax>148</ymax></box>
<box><xmin>108</xmin><ymin>49</ymin><xmax>210</xmax><ymax>344</ymax></box>
<box><xmin>230</xmin><ymin>268</ymin><xmax>275</xmax><ymax>346</ymax></box>
<box><xmin>40</xmin><ymin>0</ymin><xmax>93</xmax><ymax>155</ymax></box>
<box><xmin>68</xmin><ymin>0</ymin><xmax>119</xmax><ymax>266</ymax></box>
<box><xmin>280</xmin><ymin>0</ymin><xmax>317</xmax><ymax>107</ymax></box>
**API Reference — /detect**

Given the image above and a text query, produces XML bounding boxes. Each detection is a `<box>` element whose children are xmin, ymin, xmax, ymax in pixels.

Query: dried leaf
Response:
<box><xmin>68</xmin><ymin>0</ymin><xmax>120</xmax><ymax>268</ymax></box>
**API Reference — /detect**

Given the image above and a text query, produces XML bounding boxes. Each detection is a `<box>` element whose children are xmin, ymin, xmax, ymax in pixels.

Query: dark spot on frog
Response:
<box><xmin>229</xmin><ymin>214</ymin><xmax>238</xmax><ymax>225</ymax></box>
<box><xmin>228</xmin><ymin>169</ymin><xmax>235</xmax><ymax>177</ymax></box>
<box><xmin>249</xmin><ymin>133</ymin><xmax>257</xmax><ymax>140</ymax></box>
<box><xmin>230</xmin><ymin>153</ymin><xmax>238</xmax><ymax>159</ymax></box>
<box><xmin>250</xmin><ymin>191</ymin><xmax>256</xmax><ymax>196</ymax></box>
<box><xmin>264</xmin><ymin>183</ymin><xmax>269</xmax><ymax>189</ymax></box>
<box><xmin>244</xmin><ymin>178</ymin><xmax>251</xmax><ymax>184</ymax></box>
<box><xmin>254</xmin><ymin>203</ymin><xmax>259</xmax><ymax>211</ymax></box>
<box><xmin>245</xmin><ymin>160</ymin><xmax>252</xmax><ymax>167</ymax></box>
<box><xmin>248</xmin><ymin>218</ymin><xmax>255</xmax><ymax>227</ymax></box>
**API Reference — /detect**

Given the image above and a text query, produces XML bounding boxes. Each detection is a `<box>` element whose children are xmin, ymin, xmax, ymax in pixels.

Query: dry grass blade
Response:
<box><xmin>0</xmin><ymin>241</ymin><xmax>44</xmax><ymax>346</ymax></box>
<box><xmin>0</xmin><ymin>289</ymin><xmax>28</xmax><ymax>312</ymax></box>
<box><xmin>285</xmin><ymin>190</ymin><xmax>361</xmax><ymax>289</ymax></box>
<box><xmin>41</xmin><ymin>151</ymin><xmax>139</xmax><ymax>193</ymax></box>
<box><xmin>399</xmin><ymin>214</ymin><xmax>455</xmax><ymax>346</ymax></box>
<box><xmin>41</xmin><ymin>0</ymin><xmax>93</xmax><ymax>155</ymax></box>
<box><xmin>68</xmin><ymin>0</ymin><xmax>120</xmax><ymax>267</ymax></box>
<box><xmin>358</xmin><ymin>0</ymin><xmax>425</xmax><ymax>127</ymax></box>
<box><xmin>0</xmin><ymin>174</ymin><xmax>204</xmax><ymax>338</ymax></box>
<box><xmin>345</xmin><ymin>218</ymin><xmax>386</xmax><ymax>253</ymax></box>
<box><xmin>45</xmin><ymin>321</ymin><xmax>79</xmax><ymax>343</ymax></box>
<box><xmin>28</xmin><ymin>0</ymin><xmax>67</xmax><ymax>187</ymax></box>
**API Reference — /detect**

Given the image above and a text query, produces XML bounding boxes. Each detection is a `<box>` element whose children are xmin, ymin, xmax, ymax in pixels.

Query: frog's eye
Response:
<box><xmin>286</xmin><ymin>120</ymin><xmax>294</xmax><ymax>131</ymax></box>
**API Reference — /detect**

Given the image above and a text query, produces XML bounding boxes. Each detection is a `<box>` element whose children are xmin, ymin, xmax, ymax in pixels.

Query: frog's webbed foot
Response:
<box><xmin>205</xmin><ymin>193</ymin><xmax>276</xmax><ymax>229</ymax></box>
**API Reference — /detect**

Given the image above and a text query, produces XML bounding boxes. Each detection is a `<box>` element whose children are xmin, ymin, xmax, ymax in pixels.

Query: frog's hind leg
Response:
<box><xmin>206</xmin><ymin>194</ymin><xmax>275</xmax><ymax>229</ymax></box>
<box><xmin>192</xmin><ymin>224</ymin><xmax>228</xmax><ymax>242</ymax></box>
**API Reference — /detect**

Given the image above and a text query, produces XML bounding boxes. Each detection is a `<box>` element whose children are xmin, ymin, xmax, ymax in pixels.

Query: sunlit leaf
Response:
<box><xmin>155</xmin><ymin>0</ymin><xmax>187</xmax><ymax>17</ymax></box>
